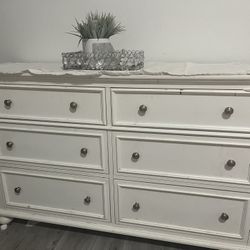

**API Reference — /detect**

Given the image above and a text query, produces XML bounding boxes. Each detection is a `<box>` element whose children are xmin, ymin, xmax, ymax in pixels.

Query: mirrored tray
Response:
<box><xmin>62</xmin><ymin>50</ymin><xmax>144</xmax><ymax>71</ymax></box>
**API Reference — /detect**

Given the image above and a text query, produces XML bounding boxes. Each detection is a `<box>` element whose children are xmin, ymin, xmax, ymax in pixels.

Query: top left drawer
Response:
<box><xmin>0</xmin><ymin>87</ymin><xmax>106</xmax><ymax>125</ymax></box>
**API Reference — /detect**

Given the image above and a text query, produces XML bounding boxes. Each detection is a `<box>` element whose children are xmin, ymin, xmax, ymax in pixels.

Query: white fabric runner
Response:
<box><xmin>0</xmin><ymin>61</ymin><xmax>250</xmax><ymax>77</ymax></box>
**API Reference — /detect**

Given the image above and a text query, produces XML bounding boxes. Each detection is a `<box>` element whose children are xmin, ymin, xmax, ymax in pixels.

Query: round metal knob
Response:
<box><xmin>14</xmin><ymin>187</ymin><xmax>21</xmax><ymax>194</ymax></box>
<box><xmin>219</xmin><ymin>213</ymin><xmax>229</xmax><ymax>223</ymax></box>
<box><xmin>132</xmin><ymin>152</ymin><xmax>140</xmax><ymax>161</ymax></box>
<box><xmin>70</xmin><ymin>102</ymin><xmax>78</xmax><ymax>110</ymax></box>
<box><xmin>139</xmin><ymin>105</ymin><xmax>147</xmax><ymax>114</ymax></box>
<box><xmin>6</xmin><ymin>141</ymin><xmax>14</xmax><ymax>149</ymax></box>
<box><xmin>4</xmin><ymin>99</ymin><xmax>12</xmax><ymax>108</ymax></box>
<box><xmin>224</xmin><ymin>107</ymin><xmax>234</xmax><ymax>116</ymax></box>
<box><xmin>132</xmin><ymin>202</ymin><xmax>140</xmax><ymax>211</ymax></box>
<box><xmin>84</xmin><ymin>196</ymin><xmax>91</xmax><ymax>205</ymax></box>
<box><xmin>80</xmin><ymin>148</ymin><xmax>88</xmax><ymax>156</ymax></box>
<box><xmin>226</xmin><ymin>160</ymin><xmax>236</xmax><ymax>168</ymax></box>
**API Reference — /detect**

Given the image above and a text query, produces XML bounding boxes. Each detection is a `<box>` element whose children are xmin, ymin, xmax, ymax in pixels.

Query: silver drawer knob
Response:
<box><xmin>70</xmin><ymin>101</ymin><xmax>78</xmax><ymax>110</ymax></box>
<box><xmin>139</xmin><ymin>104</ymin><xmax>147</xmax><ymax>114</ymax></box>
<box><xmin>224</xmin><ymin>107</ymin><xmax>234</xmax><ymax>116</ymax></box>
<box><xmin>84</xmin><ymin>196</ymin><xmax>91</xmax><ymax>205</ymax></box>
<box><xmin>4</xmin><ymin>99</ymin><xmax>12</xmax><ymax>108</ymax></box>
<box><xmin>132</xmin><ymin>152</ymin><xmax>140</xmax><ymax>161</ymax></box>
<box><xmin>219</xmin><ymin>212</ymin><xmax>229</xmax><ymax>223</ymax></box>
<box><xmin>14</xmin><ymin>187</ymin><xmax>21</xmax><ymax>194</ymax></box>
<box><xmin>132</xmin><ymin>202</ymin><xmax>140</xmax><ymax>211</ymax></box>
<box><xmin>6</xmin><ymin>141</ymin><xmax>14</xmax><ymax>149</ymax></box>
<box><xmin>226</xmin><ymin>160</ymin><xmax>236</xmax><ymax>168</ymax></box>
<box><xmin>80</xmin><ymin>148</ymin><xmax>88</xmax><ymax>156</ymax></box>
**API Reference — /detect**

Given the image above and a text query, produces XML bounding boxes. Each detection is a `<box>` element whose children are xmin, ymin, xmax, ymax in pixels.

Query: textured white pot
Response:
<box><xmin>83</xmin><ymin>38</ymin><xmax>114</xmax><ymax>54</ymax></box>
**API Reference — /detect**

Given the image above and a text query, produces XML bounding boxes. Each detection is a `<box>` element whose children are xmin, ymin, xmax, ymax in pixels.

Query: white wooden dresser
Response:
<box><xmin>1</xmin><ymin>65</ymin><xmax>250</xmax><ymax>250</ymax></box>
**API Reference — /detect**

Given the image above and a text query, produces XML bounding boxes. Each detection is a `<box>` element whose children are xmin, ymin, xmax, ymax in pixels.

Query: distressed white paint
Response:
<box><xmin>0</xmin><ymin>71</ymin><xmax>250</xmax><ymax>249</ymax></box>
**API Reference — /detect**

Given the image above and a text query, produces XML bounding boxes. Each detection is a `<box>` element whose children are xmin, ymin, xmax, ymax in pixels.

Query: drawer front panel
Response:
<box><xmin>112</xmin><ymin>89</ymin><xmax>250</xmax><ymax>131</ymax></box>
<box><xmin>114</xmin><ymin>132</ymin><xmax>250</xmax><ymax>183</ymax></box>
<box><xmin>0</xmin><ymin>87</ymin><xmax>106</xmax><ymax>125</ymax></box>
<box><xmin>116</xmin><ymin>181</ymin><xmax>247</xmax><ymax>238</ymax></box>
<box><xmin>2</xmin><ymin>171</ymin><xmax>110</xmax><ymax>220</ymax></box>
<box><xmin>0</xmin><ymin>128</ymin><xmax>108</xmax><ymax>171</ymax></box>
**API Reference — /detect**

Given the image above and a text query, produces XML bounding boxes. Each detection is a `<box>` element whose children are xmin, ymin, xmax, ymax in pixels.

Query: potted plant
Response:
<box><xmin>69</xmin><ymin>12</ymin><xmax>125</xmax><ymax>54</ymax></box>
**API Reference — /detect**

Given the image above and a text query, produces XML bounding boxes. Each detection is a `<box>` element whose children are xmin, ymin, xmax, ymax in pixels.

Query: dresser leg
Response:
<box><xmin>0</xmin><ymin>217</ymin><xmax>13</xmax><ymax>230</ymax></box>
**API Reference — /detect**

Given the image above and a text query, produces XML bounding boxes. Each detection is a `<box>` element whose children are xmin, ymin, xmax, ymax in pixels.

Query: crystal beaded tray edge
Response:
<box><xmin>62</xmin><ymin>50</ymin><xmax>144</xmax><ymax>71</ymax></box>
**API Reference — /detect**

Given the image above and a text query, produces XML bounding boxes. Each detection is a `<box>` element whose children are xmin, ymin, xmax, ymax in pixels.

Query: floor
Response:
<box><xmin>0</xmin><ymin>219</ymin><xmax>214</xmax><ymax>250</ymax></box>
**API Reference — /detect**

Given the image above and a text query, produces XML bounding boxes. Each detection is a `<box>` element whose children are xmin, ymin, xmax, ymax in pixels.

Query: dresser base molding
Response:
<box><xmin>0</xmin><ymin>209</ymin><xmax>248</xmax><ymax>250</ymax></box>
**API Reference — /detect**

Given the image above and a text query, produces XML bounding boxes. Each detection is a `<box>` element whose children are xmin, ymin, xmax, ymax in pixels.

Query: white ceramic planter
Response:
<box><xmin>83</xmin><ymin>38</ymin><xmax>114</xmax><ymax>54</ymax></box>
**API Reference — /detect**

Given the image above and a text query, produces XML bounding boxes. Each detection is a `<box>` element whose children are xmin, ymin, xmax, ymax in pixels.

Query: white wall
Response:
<box><xmin>0</xmin><ymin>0</ymin><xmax>250</xmax><ymax>63</ymax></box>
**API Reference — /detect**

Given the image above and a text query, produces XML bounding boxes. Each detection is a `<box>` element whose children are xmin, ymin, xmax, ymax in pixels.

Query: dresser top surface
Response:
<box><xmin>1</xmin><ymin>62</ymin><xmax>250</xmax><ymax>89</ymax></box>
<box><xmin>0</xmin><ymin>61</ymin><xmax>250</xmax><ymax>78</ymax></box>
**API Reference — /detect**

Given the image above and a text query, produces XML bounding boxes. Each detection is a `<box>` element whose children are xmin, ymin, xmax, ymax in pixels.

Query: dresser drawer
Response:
<box><xmin>115</xmin><ymin>181</ymin><xmax>248</xmax><ymax>238</ymax></box>
<box><xmin>0</xmin><ymin>87</ymin><xmax>106</xmax><ymax>125</ymax></box>
<box><xmin>113</xmin><ymin>132</ymin><xmax>250</xmax><ymax>183</ymax></box>
<box><xmin>1</xmin><ymin>171</ymin><xmax>110</xmax><ymax>220</ymax></box>
<box><xmin>111</xmin><ymin>89</ymin><xmax>250</xmax><ymax>131</ymax></box>
<box><xmin>0</xmin><ymin>128</ymin><xmax>108</xmax><ymax>171</ymax></box>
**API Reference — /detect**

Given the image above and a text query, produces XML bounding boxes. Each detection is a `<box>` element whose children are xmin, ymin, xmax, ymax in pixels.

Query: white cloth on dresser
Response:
<box><xmin>143</xmin><ymin>61</ymin><xmax>250</xmax><ymax>76</ymax></box>
<box><xmin>0</xmin><ymin>61</ymin><xmax>250</xmax><ymax>77</ymax></box>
